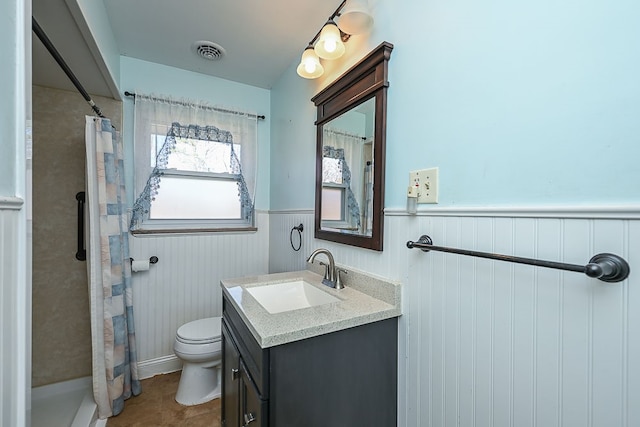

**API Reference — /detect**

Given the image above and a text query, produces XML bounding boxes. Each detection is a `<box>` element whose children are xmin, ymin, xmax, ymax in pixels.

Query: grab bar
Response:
<box><xmin>406</xmin><ymin>235</ymin><xmax>630</xmax><ymax>283</ymax></box>
<box><xmin>75</xmin><ymin>191</ymin><xmax>86</xmax><ymax>261</ymax></box>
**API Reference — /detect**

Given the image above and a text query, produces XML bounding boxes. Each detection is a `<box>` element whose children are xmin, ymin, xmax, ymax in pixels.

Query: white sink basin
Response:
<box><xmin>246</xmin><ymin>280</ymin><xmax>340</xmax><ymax>314</ymax></box>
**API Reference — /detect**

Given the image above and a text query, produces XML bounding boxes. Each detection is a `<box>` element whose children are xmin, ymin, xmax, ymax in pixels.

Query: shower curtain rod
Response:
<box><xmin>123</xmin><ymin>91</ymin><xmax>266</xmax><ymax>120</ymax></box>
<box><xmin>32</xmin><ymin>17</ymin><xmax>106</xmax><ymax>119</ymax></box>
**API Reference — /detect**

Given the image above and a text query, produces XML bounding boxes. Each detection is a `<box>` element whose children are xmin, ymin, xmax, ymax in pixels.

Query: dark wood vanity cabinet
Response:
<box><xmin>222</xmin><ymin>317</ymin><xmax>268</xmax><ymax>427</ymax></box>
<box><xmin>221</xmin><ymin>322</ymin><xmax>242</xmax><ymax>427</ymax></box>
<box><xmin>221</xmin><ymin>295</ymin><xmax>398</xmax><ymax>427</ymax></box>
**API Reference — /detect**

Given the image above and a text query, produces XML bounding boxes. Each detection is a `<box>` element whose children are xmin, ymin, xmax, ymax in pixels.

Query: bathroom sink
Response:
<box><xmin>246</xmin><ymin>280</ymin><xmax>340</xmax><ymax>314</ymax></box>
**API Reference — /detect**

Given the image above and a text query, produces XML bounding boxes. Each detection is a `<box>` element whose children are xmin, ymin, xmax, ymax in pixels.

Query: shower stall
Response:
<box><xmin>30</xmin><ymin>18</ymin><xmax>128</xmax><ymax>426</ymax></box>
<box><xmin>30</xmin><ymin>85</ymin><xmax>122</xmax><ymax>427</ymax></box>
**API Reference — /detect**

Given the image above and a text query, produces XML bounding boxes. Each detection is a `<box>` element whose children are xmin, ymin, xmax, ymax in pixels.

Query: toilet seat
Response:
<box><xmin>176</xmin><ymin>317</ymin><xmax>221</xmax><ymax>345</ymax></box>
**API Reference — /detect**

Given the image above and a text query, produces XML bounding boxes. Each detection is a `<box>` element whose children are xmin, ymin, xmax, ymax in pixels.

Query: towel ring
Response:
<box><xmin>290</xmin><ymin>224</ymin><xmax>304</xmax><ymax>251</ymax></box>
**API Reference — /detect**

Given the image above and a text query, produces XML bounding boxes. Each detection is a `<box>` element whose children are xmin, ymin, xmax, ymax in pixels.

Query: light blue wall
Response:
<box><xmin>271</xmin><ymin>0</ymin><xmax>640</xmax><ymax>210</ymax></box>
<box><xmin>120</xmin><ymin>57</ymin><xmax>271</xmax><ymax>209</ymax></box>
<box><xmin>270</xmin><ymin>62</ymin><xmax>318</xmax><ymax>209</ymax></box>
<box><xmin>0</xmin><ymin>0</ymin><xmax>19</xmax><ymax>194</ymax></box>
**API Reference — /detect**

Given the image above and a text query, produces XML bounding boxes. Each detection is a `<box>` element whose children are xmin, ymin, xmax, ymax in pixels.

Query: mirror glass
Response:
<box><xmin>312</xmin><ymin>42</ymin><xmax>393</xmax><ymax>251</ymax></box>
<box><xmin>320</xmin><ymin>97</ymin><xmax>375</xmax><ymax>237</ymax></box>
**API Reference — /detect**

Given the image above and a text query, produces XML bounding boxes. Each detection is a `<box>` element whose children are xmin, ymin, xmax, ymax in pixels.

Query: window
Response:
<box><xmin>321</xmin><ymin>187</ymin><xmax>346</xmax><ymax>221</ymax></box>
<box><xmin>130</xmin><ymin>94</ymin><xmax>258</xmax><ymax>233</ymax></box>
<box><xmin>320</xmin><ymin>155</ymin><xmax>357</xmax><ymax>231</ymax></box>
<box><xmin>321</xmin><ymin>156</ymin><xmax>348</xmax><ymax>226</ymax></box>
<box><xmin>131</xmin><ymin>121</ymin><xmax>255</xmax><ymax>233</ymax></box>
<box><xmin>148</xmin><ymin>131</ymin><xmax>245</xmax><ymax>221</ymax></box>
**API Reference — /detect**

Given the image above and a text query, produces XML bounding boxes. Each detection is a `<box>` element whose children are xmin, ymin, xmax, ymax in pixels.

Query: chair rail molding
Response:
<box><xmin>385</xmin><ymin>204</ymin><xmax>640</xmax><ymax>219</ymax></box>
<box><xmin>0</xmin><ymin>197</ymin><xmax>25</xmax><ymax>209</ymax></box>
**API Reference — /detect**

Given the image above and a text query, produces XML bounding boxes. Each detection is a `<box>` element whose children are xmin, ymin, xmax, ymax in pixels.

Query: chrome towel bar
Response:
<box><xmin>406</xmin><ymin>235</ymin><xmax>630</xmax><ymax>283</ymax></box>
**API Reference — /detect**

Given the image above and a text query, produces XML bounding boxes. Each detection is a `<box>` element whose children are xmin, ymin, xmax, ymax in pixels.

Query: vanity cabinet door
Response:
<box><xmin>222</xmin><ymin>322</ymin><xmax>241</xmax><ymax>427</ymax></box>
<box><xmin>240</xmin><ymin>360</ymin><xmax>267</xmax><ymax>427</ymax></box>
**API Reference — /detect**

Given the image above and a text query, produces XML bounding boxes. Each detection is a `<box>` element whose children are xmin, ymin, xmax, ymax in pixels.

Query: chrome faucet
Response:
<box><xmin>306</xmin><ymin>248</ymin><xmax>346</xmax><ymax>289</ymax></box>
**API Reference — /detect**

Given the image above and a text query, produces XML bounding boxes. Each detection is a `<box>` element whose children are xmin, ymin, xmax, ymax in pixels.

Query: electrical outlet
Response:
<box><xmin>416</xmin><ymin>167</ymin><xmax>438</xmax><ymax>204</ymax></box>
<box><xmin>408</xmin><ymin>171</ymin><xmax>421</xmax><ymax>197</ymax></box>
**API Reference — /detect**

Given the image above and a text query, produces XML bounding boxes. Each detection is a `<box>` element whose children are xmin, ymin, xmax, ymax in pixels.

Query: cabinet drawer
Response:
<box><xmin>223</xmin><ymin>296</ymin><xmax>269</xmax><ymax>397</ymax></box>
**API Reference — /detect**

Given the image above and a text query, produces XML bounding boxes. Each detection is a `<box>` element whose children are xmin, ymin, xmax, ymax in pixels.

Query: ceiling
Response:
<box><xmin>32</xmin><ymin>0</ymin><xmax>343</xmax><ymax>98</ymax></box>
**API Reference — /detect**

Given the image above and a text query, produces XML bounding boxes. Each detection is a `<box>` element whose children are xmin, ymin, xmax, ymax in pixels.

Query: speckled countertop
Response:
<box><xmin>220</xmin><ymin>266</ymin><xmax>402</xmax><ymax>348</ymax></box>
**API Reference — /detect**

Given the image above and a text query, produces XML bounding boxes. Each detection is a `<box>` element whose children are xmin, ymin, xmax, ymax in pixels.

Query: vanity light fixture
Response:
<box><xmin>296</xmin><ymin>0</ymin><xmax>374</xmax><ymax>79</ymax></box>
<box><xmin>337</xmin><ymin>0</ymin><xmax>374</xmax><ymax>35</ymax></box>
<box><xmin>297</xmin><ymin>44</ymin><xmax>325</xmax><ymax>79</ymax></box>
<box><xmin>314</xmin><ymin>20</ymin><xmax>346</xmax><ymax>60</ymax></box>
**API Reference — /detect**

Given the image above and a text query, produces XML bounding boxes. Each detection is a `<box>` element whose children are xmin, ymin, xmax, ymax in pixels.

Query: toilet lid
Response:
<box><xmin>176</xmin><ymin>317</ymin><xmax>221</xmax><ymax>343</ymax></box>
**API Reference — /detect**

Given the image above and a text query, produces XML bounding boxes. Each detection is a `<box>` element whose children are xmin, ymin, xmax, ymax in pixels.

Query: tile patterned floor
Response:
<box><xmin>107</xmin><ymin>372</ymin><xmax>221</xmax><ymax>427</ymax></box>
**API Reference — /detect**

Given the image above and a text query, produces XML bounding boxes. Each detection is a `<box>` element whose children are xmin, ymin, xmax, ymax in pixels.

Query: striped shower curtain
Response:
<box><xmin>85</xmin><ymin>116</ymin><xmax>141</xmax><ymax>418</ymax></box>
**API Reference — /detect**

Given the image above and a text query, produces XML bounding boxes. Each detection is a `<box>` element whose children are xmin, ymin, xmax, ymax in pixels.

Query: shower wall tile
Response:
<box><xmin>31</xmin><ymin>85</ymin><xmax>122</xmax><ymax>387</ymax></box>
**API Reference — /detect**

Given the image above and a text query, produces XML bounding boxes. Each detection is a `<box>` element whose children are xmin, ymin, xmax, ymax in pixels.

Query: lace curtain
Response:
<box><xmin>363</xmin><ymin>160</ymin><xmax>373</xmax><ymax>235</ymax></box>
<box><xmin>130</xmin><ymin>93</ymin><xmax>257</xmax><ymax>229</ymax></box>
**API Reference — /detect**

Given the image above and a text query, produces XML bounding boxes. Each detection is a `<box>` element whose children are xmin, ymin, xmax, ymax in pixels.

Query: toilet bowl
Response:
<box><xmin>173</xmin><ymin>316</ymin><xmax>222</xmax><ymax>406</ymax></box>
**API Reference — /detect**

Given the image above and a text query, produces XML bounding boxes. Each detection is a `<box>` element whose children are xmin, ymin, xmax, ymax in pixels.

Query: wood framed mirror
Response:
<box><xmin>311</xmin><ymin>42</ymin><xmax>393</xmax><ymax>251</ymax></box>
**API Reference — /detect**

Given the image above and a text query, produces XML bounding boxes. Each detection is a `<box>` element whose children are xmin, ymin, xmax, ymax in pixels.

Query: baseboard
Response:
<box><xmin>137</xmin><ymin>355</ymin><xmax>182</xmax><ymax>380</ymax></box>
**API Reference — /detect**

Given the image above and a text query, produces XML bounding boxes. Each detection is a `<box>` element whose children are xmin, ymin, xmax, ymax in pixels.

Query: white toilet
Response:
<box><xmin>173</xmin><ymin>316</ymin><xmax>222</xmax><ymax>406</ymax></box>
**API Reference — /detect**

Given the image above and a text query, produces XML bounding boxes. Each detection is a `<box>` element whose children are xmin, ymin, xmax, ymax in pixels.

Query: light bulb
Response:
<box><xmin>323</xmin><ymin>40</ymin><xmax>337</xmax><ymax>53</ymax></box>
<box><xmin>304</xmin><ymin>61</ymin><xmax>316</xmax><ymax>74</ymax></box>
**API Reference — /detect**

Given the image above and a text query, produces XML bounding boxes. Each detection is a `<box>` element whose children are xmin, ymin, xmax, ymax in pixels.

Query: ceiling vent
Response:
<box><xmin>192</xmin><ymin>41</ymin><xmax>226</xmax><ymax>61</ymax></box>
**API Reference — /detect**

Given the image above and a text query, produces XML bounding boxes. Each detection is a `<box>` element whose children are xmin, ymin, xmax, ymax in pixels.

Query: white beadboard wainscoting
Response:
<box><xmin>269</xmin><ymin>209</ymin><xmax>640</xmax><ymax>427</ymax></box>
<box><xmin>1</xmin><ymin>198</ymin><xmax>29</xmax><ymax>427</ymax></box>
<box><xmin>268</xmin><ymin>209</ymin><xmax>316</xmax><ymax>273</ymax></box>
<box><xmin>129</xmin><ymin>211</ymin><xmax>269</xmax><ymax>378</ymax></box>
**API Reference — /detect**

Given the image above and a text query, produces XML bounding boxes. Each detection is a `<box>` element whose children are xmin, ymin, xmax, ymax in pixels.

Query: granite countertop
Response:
<box><xmin>220</xmin><ymin>267</ymin><xmax>402</xmax><ymax>348</ymax></box>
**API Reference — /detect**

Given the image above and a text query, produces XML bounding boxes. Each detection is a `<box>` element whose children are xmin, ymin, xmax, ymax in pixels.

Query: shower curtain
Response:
<box><xmin>85</xmin><ymin>116</ymin><xmax>141</xmax><ymax>418</ymax></box>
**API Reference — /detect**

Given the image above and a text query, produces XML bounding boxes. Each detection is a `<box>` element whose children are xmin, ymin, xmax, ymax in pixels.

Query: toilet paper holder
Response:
<box><xmin>130</xmin><ymin>256</ymin><xmax>159</xmax><ymax>265</ymax></box>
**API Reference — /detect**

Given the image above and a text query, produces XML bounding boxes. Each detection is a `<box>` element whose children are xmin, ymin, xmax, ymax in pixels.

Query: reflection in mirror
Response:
<box><xmin>312</xmin><ymin>42</ymin><xmax>393</xmax><ymax>251</ymax></box>
<box><xmin>320</xmin><ymin>97</ymin><xmax>375</xmax><ymax>236</ymax></box>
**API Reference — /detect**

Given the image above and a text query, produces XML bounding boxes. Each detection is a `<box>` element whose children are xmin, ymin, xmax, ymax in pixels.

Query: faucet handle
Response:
<box><xmin>335</xmin><ymin>268</ymin><xmax>348</xmax><ymax>290</ymax></box>
<box><xmin>319</xmin><ymin>261</ymin><xmax>330</xmax><ymax>280</ymax></box>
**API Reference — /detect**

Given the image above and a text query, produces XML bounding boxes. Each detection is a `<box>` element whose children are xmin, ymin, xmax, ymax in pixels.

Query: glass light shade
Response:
<box><xmin>314</xmin><ymin>21</ymin><xmax>345</xmax><ymax>60</ymax></box>
<box><xmin>337</xmin><ymin>0</ymin><xmax>374</xmax><ymax>35</ymax></box>
<box><xmin>296</xmin><ymin>47</ymin><xmax>324</xmax><ymax>79</ymax></box>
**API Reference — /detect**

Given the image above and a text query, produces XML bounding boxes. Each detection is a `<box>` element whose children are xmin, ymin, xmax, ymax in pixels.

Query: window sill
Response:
<box><xmin>130</xmin><ymin>226</ymin><xmax>258</xmax><ymax>236</ymax></box>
